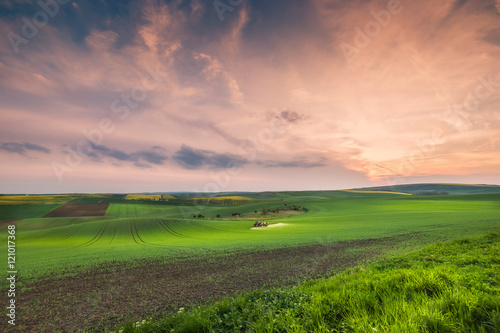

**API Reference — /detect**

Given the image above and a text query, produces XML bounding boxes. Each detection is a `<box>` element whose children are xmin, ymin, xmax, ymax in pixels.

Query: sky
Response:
<box><xmin>0</xmin><ymin>0</ymin><xmax>499</xmax><ymax>194</ymax></box>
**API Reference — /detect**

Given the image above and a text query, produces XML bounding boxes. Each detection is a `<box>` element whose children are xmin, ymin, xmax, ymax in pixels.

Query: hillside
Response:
<box><xmin>352</xmin><ymin>183</ymin><xmax>500</xmax><ymax>195</ymax></box>
<box><xmin>114</xmin><ymin>232</ymin><xmax>500</xmax><ymax>332</ymax></box>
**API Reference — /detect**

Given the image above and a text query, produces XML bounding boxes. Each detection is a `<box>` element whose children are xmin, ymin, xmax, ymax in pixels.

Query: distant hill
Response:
<box><xmin>351</xmin><ymin>183</ymin><xmax>500</xmax><ymax>195</ymax></box>
<box><xmin>158</xmin><ymin>183</ymin><xmax>500</xmax><ymax>199</ymax></box>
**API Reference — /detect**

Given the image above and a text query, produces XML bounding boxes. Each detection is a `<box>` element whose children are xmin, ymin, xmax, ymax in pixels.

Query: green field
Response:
<box><xmin>121</xmin><ymin>232</ymin><xmax>500</xmax><ymax>332</ymax></box>
<box><xmin>0</xmin><ymin>184</ymin><xmax>499</xmax><ymax>331</ymax></box>
<box><xmin>2</xmin><ymin>192</ymin><xmax>499</xmax><ymax>282</ymax></box>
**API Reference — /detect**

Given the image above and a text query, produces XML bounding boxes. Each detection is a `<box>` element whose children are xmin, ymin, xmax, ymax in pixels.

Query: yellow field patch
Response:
<box><xmin>125</xmin><ymin>194</ymin><xmax>175</xmax><ymax>201</ymax></box>
<box><xmin>201</xmin><ymin>196</ymin><xmax>252</xmax><ymax>201</ymax></box>
<box><xmin>0</xmin><ymin>194</ymin><xmax>107</xmax><ymax>205</ymax></box>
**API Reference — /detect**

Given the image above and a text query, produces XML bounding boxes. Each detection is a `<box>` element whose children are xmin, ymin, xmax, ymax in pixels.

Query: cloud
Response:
<box><xmin>78</xmin><ymin>144</ymin><xmax>168</xmax><ymax>168</ymax></box>
<box><xmin>483</xmin><ymin>28</ymin><xmax>500</xmax><ymax>46</ymax></box>
<box><xmin>446</xmin><ymin>0</ymin><xmax>469</xmax><ymax>17</ymax></box>
<box><xmin>0</xmin><ymin>142</ymin><xmax>51</xmax><ymax>156</ymax></box>
<box><xmin>280</xmin><ymin>110</ymin><xmax>305</xmax><ymax>123</ymax></box>
<box><xmin>1</xmin><ymin>0</ymin><xmax>500</xmax><ymax>193</ymax></box>
<box><xmin>266</xmin><ymin>108</ymin><xmax>307</xmax><ymax>124</ymax></box>
<box><xmin>256</xmin><ymin>159</ymin><xmax>328</xmax><ymax>168</ymax></box>
<box><xmin>173</xmin><ymin>144</ymin><xmax>248</xmax><ymax>170</ymax></box>
<box><xmin>130</xmin><ymin>149</ymin><xmax>169</xmax><ymax>165</ymax></box>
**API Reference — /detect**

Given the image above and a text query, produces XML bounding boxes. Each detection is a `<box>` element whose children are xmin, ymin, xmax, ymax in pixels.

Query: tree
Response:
<box><xmin>262</xmin><ymin>207</ymin><xmax>270</xmax><ymax>215</ymax></box>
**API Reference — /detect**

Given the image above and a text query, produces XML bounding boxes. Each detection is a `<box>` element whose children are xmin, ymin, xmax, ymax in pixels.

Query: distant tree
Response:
<box><xmin>197</xmin><ymin>214</ymin><xmax>204</xmax><ymax>218</ymax></box>
<box><xmin>262</xmin><ymin>207</ymin><xmax>270</xmax><ymax>215</ymax></box>
<box><xmin>275</xmin><ymin>206</ymin><xmax>281</xmax><ymax>213</ymax></box>
<box><xmin>216</xmin><ymin>214</ymin><xmax>221</xmax><ymax>218</ymax></box>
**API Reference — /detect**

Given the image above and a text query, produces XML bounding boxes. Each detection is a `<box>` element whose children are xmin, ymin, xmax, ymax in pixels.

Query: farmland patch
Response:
<box><xmin>0</xmin><ymin>219</ymin><xmax>20</xmax><ymax>226</ymax></box>
<box><xmin>14</xmin><ymin>233</ymin><xmax>415</xmax><ymax>332</ymax></box>
<box><xmin>43</xmin><ymin>203</ymin><xmax>110</xmax><ymax>218</ymax></box>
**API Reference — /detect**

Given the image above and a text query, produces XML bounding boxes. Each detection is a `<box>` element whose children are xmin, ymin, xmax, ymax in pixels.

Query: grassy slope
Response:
<box><xmin>117</xmin><ymin>232</ymin><xmax>500</xmax><ymax>333</ymax></box>
<box><xmin>1</xmin><ymin>193</ymin><xmax>499</xmax><ymax>284</ymax></box>
<box><xmin>0</xmin><ymin>186</ymin><xmax>498</xmax><ymax>331</ymax></box>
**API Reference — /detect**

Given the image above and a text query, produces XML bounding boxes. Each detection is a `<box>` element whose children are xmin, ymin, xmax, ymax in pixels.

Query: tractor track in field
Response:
<box><xmin>157</xmin><ymin>219</ymin><xmax>190</xmax><ymax>238</ymax></box>
<box><xmin>129</xmin><ymin>220</ymin><xmax>140</xmax><ymax>245</ymax></box>
<box><xmin>132</xmin><ymin>220</ymin><xmax>148</xmax><ymax>244</ymax></box>
<box><xmin>188</xmin><ymin>220</ymin><xmax>229</xmax><ymax>233</ymax></box>
<box><xmin>62</xmin><ymin>225</ymin><xmax>83</xmax><ymax>240</ymax></box>
<box><xmin>84</xmin><ymin>221</ymin><xmax>110</xmax><ymax>247</ymax></box>
<box><xmin>77</xmin><ymin>221</ymin><xmax>110</xmax><ymax>247</ymax></box>
<box><xmin>129</xmin><ymin>220</ymin><xmax>164</xmax><ymax>247</ymax></box>
<box><xmin>108</xmin><ymin>225</ymin><xmax>117</xmax><ymax>245</ymax></box>
<box><xmin>25</xmin><ymin>229</ymin><xmax>54</xmax><ymax>241</ymax></box>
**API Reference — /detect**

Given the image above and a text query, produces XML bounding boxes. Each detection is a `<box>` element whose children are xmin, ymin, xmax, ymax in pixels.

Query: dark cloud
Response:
<box><xmin>173</xmin><ymin>145</ymin><xmax>327</xmax><ymax>170</ymax></box>
<box><xmin>133</xmin><ymin>162</ymin><xmax>152</xmax><ymax>169</ymax></box>
<box><xmin>483</xmin><ymin>28</ymin><xmax>500</xmax><ymax>46</ymax></box>
<box><xmin>76</xmin><ymin>144</ymin><xmax>168</xmax><ymax>168</ymax></box>
<box><xmin>0</xmin><ymin>142</ymin><xmax>51</xmax><ymax>156</ymax></box>
<box><xmin>93</xmin><ymin>145</ymin><xmax>130</xmax><ymax>161</ymax></box>
<box><xmin>280</xmin><ymin>110</ymin><xmax>304</xmax><ymax>123</ymax></box>
<box><xmin>130</xmin><ymin>149</ymin><xmax>169</xmax><ymax>165</ymax></box>
<box><xmin>267</xmin><ymin>109</ymin><xmax>307</xmax><ymax>124</ymax></box>
<box><xmin>446</xmin><ymin>0</ymin><xmax>469</xmax><ymax>17</ymax></box>
<box><xmin>173</xmin><ymin>144</ymin><xmax>248</xmax><ymax>170</ymax></box>
<box><xmin>257</xmin><ymin>159</ymin><xmax>328</xmax><ymax>168</ymax></box>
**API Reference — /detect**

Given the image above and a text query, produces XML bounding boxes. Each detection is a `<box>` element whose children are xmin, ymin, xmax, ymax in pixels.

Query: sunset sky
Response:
<box><xmin>1</xmin><ymin>0</ymin><xmax>499</xmax><ymax>193</ymax></box>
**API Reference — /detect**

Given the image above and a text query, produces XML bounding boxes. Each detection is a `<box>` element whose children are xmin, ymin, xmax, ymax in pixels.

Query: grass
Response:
<box><xmin>115</xmin><ymin>232</ymin><xmax>500</xmax><ymax>333</ymax></box>
<box><xmin>1</xmin><ymin>184</ymin><xmax>499</xmax><ymax>331</ymax></box>
<box><xmin>1</xmin><ymin>192</ymin><xmax>499</xmax><ymax>284</ymax></box>
<box><xmin>0</xmin><ymin>204</ymin><xmax>61</xmax><ymax>220</ymax></box>
<box><xmin>340</xmin><ymin>189</ymin><xmax>412</xmax><ymax>195</ymax></box>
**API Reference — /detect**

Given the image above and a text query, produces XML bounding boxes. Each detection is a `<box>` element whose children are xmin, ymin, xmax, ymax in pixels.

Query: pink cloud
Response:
<box><xmin>0</xmin><ymin>0</ymin><xmax>499</xmax><ymax>192</ymax></box>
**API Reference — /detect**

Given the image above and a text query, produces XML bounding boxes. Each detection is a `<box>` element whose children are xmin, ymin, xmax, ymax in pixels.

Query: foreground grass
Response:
<box><xmin>116</xmin><ymin>232</ymin><xmax>500</xmax><ymax>333</ymax></box>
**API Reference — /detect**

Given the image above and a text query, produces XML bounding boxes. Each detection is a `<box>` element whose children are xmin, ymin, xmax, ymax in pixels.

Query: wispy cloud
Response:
<box><xmin>173</xmin><ymin>144</ymin><xmax>248</xmax><ymax>170</ymax></box>
<box><xmin>256</xmin><ymin>159</ymin><xmax>328</xmax><ymax>168</ymax></box>
<box><xmin>78</xmin><ymin>145</ymin><xmax>168</xmax><ymax>168</ymax></box>
<box><xmin>0</xmin><ymin>142</ymin><xmax>50</xmax><ymax>156</ymax></box>
<box><xmin>0</xmin><ymin>0</ymin><xmax>499</xmax><ymax>192</ymax></box>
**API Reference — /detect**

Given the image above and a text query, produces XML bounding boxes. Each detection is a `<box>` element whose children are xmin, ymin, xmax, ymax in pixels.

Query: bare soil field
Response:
<box><xmin>43</xmin><ymin>203</ymin><xmax>110</xmax><ymax>218</ymax></box>
<box><xmin>10</xmin><ymin>233</ymin><xmax>419</xmax><ymax>332</ymax></box>
<box><xmin>0</xmin><ymin>219</ymin><xmax>20</xmax><ymax>226</ymax></box>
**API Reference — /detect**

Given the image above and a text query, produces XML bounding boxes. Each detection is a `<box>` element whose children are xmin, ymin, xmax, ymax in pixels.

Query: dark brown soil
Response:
<box><xmin>0</xmin><ymin>219</ymin><xmax>20</xmax><ymax>226</ymax></box>
<box><xmin>7</xmin><ymin>233</ymin><xmax>418</xmax><ymax>332</ymax></box>
<box><xmin>43</xmin><ymin>204</ymin><xmax>110</xmax><ymax>218</ymax></box>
